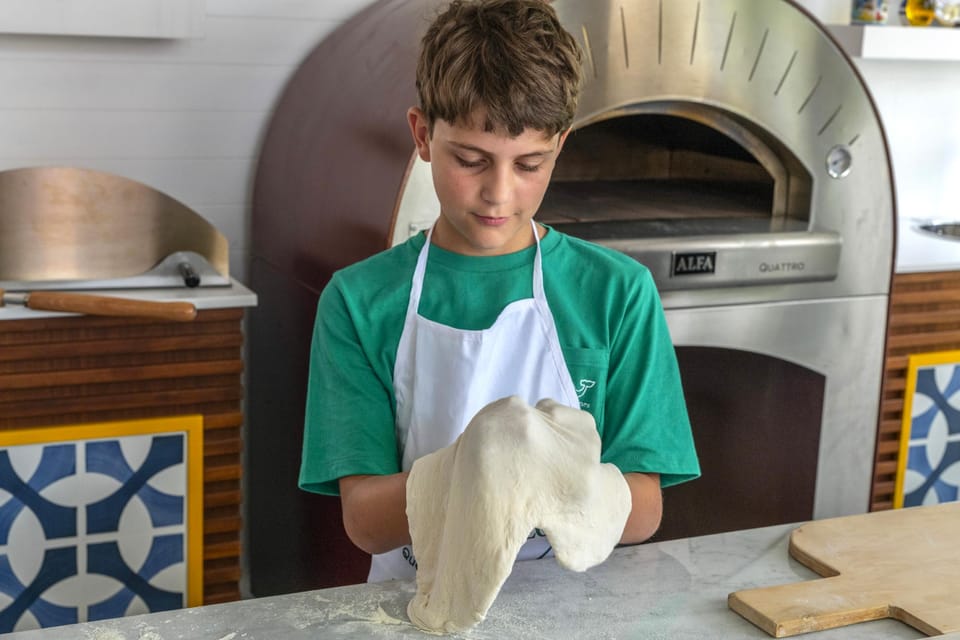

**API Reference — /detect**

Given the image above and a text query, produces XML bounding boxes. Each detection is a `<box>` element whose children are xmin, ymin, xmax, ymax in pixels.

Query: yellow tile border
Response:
<box><xmin>0</xmin><ymin>415</ymin><xmax>204</xmax><ymax>607</ymax></box>
<box><xmin>894</xmin><ymin>350</ymin><xmax>960</xmax><ymax>509</ymax></box>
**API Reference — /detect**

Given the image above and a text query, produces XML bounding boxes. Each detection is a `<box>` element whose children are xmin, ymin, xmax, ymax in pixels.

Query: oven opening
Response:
<box><xmin>540</xmin><ymin>102</ymin><xmax>814</xmax><ymax>240</ymax></box>
<box><xmin>655</xmin><ymin>346</ymin><xmax>825</xmax><ymax>541</ymax></box>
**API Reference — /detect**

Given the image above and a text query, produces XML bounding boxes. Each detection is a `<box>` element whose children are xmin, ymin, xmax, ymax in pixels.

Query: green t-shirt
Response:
<box><xmin>299</xmin><ymin>227</ymin><xmax>700</xmax><ymax>495</ymax></box>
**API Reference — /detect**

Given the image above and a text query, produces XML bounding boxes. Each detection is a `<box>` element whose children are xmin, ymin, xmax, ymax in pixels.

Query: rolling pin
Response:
<box><xmin>0</xmin><ymin>288</ymin><xmax>198</xmax><ymax>322</ymax></box>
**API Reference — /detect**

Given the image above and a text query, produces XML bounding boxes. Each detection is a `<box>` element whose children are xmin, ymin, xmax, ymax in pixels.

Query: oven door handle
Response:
<box><xmin>596</xmin><ymin>231</ymin><xmax>843</xmax><ymax>291</ymax></box>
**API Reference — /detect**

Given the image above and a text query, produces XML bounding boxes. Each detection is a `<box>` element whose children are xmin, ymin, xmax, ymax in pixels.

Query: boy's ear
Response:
<box><xmin>407</xmin><ymin>107</ymin><xmax>432</xmax><ymax>162</ymax></box>
<box><xmin>556</xmin><ymin>127</ymin><xmax>572</xmax><ymax>154</ymax></box>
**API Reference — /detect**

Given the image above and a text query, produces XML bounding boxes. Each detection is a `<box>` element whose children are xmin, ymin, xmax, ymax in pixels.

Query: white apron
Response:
<box><xmin>368</xmin><ymin>220</ymin><xmax>579</xmax><ymax>582</ymax></box>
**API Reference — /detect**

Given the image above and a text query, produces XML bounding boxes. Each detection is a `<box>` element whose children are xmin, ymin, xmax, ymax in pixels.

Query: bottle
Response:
<box><xmin>905</xmin><ymin>0</ymin><xmax>936</xmax><ymax>25</ymax></box>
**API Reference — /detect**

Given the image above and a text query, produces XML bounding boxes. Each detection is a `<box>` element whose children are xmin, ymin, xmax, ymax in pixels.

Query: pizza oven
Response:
<box><xmin>248</xmin><ymin>0</ymin><xmax>895</xmax><ymax>593</ymax></box>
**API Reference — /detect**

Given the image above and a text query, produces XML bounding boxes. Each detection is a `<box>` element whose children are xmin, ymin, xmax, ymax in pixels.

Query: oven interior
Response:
<box><xmin>541</xmin><ymin>104</ymin><xmax>814</xmax><ymax>243</ymax></box>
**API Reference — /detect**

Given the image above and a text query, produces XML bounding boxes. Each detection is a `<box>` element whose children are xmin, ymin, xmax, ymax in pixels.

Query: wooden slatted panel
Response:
<box><xmin>0</xmin><ymin>308</ymin><xmax>245</xmax><ymax>604</ymax></box>
<box><xmin>872</xmin><ymin>271</ymin><xmax>960</xmax><ymax>511</ymax></box>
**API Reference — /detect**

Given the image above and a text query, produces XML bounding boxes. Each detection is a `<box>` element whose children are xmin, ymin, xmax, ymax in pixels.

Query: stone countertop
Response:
<box><xmin>3</xmin><ymin>522</ymin><xmax>930</xmax><ymax>640</ymax></box>
<box><xmin>0</xmin><ymin>279</ymin><xmax>257</xmax><ymax>320</ymax></box>
<box><xmin>896</xmin><ymin>217</ymin><xmax>960</xmax><ymax>274</ymax></box>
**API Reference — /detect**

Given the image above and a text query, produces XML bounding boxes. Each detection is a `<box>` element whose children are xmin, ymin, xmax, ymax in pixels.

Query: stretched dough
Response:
<box><xmin>405</xmin><ymin>396</ymin><xmax>632</xmax><ymax>633</ymax></box>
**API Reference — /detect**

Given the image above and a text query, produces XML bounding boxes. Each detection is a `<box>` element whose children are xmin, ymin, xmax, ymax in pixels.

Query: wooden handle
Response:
<box><xmin>729</xmin><ymin>576</ymin><xmax>889</xmax><ymax>638</ymax></box>
<box><xmin>24</xmin><ymin>291</ymin><xmax>198</xmax><ymax>322</ymax></box>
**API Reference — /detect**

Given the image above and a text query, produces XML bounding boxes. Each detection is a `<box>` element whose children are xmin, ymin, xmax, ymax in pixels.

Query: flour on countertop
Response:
<box><xmin>371</xmin><ymin>605</ymin><xmax>404</xmax><ymax>625</ymax></box>
<box><xmin>85</xmin><ymin>629</ymin><xmax>126</xmax><ymax>640</ymax></box>
<box><xmin>281</xmin><ymin>589</ymin><xmax>414</xmax><ymax>634</ymax></box>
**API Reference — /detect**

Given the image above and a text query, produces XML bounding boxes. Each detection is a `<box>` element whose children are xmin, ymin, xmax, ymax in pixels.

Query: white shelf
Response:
<box><xmin>828</xmin><ymin>24</ymin><xmax>960</xmax><ymax>61</ymax></box>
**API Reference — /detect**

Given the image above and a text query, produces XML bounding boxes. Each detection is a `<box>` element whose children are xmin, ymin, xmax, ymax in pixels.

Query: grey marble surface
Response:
<box><xmin>897</xmin><ymin>216</ymin><xmax>960</xmax><ymax>274</ymax></box>
<box><xmin>5</xmin><ymin>522</ymin><xmax>934</xmax><ymax>640</ymax></box>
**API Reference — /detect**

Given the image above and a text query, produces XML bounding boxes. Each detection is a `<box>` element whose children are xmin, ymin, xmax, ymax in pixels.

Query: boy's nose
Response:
<box><xmin>480</xmin><ymin>166</ymin><xmax>513</xmax><ymax>206</ymax></box>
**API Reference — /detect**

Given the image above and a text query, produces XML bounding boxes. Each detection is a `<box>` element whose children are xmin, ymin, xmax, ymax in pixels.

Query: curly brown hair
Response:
<box><xmin>415</xmin><ymin>0</ymin><xmax>583</xmax><ymax>137</ymax></box>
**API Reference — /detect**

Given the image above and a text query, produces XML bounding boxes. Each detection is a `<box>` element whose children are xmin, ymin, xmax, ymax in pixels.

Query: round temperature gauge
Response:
<box><xmin>826</xmin><ymin>145</ymin><xmax>852</xmax><ymax>179</ymax></box>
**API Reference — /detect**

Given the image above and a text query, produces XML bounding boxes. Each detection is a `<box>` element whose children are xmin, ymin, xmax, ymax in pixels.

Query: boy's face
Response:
<box><xmin>408</xmin><ymin>107</ymin><xmax>569</xmax><ymax>256</ymax></box>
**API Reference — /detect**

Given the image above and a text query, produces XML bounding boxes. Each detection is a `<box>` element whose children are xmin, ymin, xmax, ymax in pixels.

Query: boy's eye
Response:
<box><xmin>454</xmin><ymin>155</ymin><xmax>542</xmax><ymax>173</ymax></box>
<box><xmin>456</xmin><ymin>156</ymin><xmax>484</xmax><ymax>168</ymax></box>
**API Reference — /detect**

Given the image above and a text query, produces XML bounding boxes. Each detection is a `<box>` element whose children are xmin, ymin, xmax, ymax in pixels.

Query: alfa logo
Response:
<box><xmin>673</xmin><ymin>251</ymin><xmax>716</xmax><ymax>276</ymax></box>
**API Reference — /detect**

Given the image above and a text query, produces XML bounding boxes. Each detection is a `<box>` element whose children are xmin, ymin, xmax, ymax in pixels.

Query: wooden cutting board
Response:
<box><xmin>728</xmin><ymin>502</ymin><xmax>960</xmax><ymax>637</ymax></box>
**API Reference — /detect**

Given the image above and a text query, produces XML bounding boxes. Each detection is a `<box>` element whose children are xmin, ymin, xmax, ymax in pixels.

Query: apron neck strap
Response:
<box><xmin>407</xmin><ymin>220</ymin><xmax>545</xmax><ymax>317</ymax></box>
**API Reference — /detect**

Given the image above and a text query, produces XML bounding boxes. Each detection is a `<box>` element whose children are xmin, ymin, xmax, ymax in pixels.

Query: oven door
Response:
<box><xmin>659</xmin><ymin>294</ymin><xmax>887</xmax><ymax>540</ymax></box>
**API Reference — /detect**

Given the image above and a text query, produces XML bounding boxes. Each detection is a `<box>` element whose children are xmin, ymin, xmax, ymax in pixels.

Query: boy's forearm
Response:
<box><xmin>338</xmin><ymin>470</ymin><xmax>659</xmax><ymax>555</ymax></box>
<box><xmin>339</xmin><ymin>472</ymin><xmax>412</xmax><ymax>555</ymax></box>
<box><xmin>619</xmin><ymin>472</ymin><xmax>663</xmax><ymax>544</ymax></box>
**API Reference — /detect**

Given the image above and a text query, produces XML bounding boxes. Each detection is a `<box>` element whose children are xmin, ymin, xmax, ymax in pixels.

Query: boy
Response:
<box><xmin>299</xmin><ymin>0</ymin><xmax>699</xmax><ymax>582</ymax></box>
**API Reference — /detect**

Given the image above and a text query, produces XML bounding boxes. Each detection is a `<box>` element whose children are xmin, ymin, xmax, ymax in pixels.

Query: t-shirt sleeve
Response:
<box><xmin>298</xmin><ymin>275</ymin><xmax>401</xmax><ymax>496</ymax></box>
<box><xmin>600</xmin><ymin>269</ymin><xmax>701</xmax><ymax>488</ymax></box>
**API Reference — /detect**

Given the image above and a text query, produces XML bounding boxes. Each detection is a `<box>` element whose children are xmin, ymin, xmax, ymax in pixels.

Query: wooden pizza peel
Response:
<box><xmin>729</xmin><ymin>502</ymin><xmax>960</xmax><ymax>637</ymax></box>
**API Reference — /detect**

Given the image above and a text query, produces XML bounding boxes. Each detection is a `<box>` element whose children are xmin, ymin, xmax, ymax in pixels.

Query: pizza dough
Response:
<box><xmin>405</xmin><ymin>396</ymin><xmax>632</xmax><ymax>633</ymax></box>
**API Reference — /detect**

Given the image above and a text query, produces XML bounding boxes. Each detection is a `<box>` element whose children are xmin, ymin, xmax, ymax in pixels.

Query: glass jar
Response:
<box><xmin>934</xmin><ymin>0</ymin><xmax>960</xmax><ymax>24</ymax></box>
<box><xmin>905</xmin><ymin>0</ymin><xmax>936</xmax><ymax>25</ymax></box>
<box><xmin>852</xmin><ymin>0</ymin><xmax>890</xmax><ymax>23</ymax></box>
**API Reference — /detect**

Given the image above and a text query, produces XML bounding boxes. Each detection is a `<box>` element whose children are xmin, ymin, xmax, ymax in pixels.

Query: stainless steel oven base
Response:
<box><xmin>665</xmin><ymin>294</ymin><xmax>888</xmax><ymax>520</ymax></box>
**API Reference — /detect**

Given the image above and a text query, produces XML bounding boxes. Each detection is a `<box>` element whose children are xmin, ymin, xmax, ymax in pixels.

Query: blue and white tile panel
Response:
<box><xmin>903</xmin><ymin>362</ymin><xmax>960</xmax><ymax>507</ymax></box>
<box><xmin>0</xmin><ymin>432</ymin><xmax>188</xmax><ymax>632</ymax></box>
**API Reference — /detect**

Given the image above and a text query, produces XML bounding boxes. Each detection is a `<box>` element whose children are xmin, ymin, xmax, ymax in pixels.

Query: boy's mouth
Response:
<box><xmin>473</xmin><ymin>214</ymin><xmax>510</xmax><ymax>227</ymax></box>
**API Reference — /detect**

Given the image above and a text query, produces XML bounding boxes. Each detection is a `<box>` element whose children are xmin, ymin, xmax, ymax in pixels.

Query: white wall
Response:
<box><xmin>856</xmin><ymin>59</ymin><xmax>960</xmax><ymax>224</ymax></box>
<box><xmin>0</xmin><ymin>0</ymin><xmax>376</xmax><ymax>285</ymax></box>
<box><xmin>794</xmin><ymin>0</ymin><xmax>855</xmax><ymax>25</ymax></box>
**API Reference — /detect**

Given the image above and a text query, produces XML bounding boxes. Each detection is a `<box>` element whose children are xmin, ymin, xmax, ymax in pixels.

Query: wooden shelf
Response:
<box><xmin>0</xmin><ymin>308</ymin><xmax>247</xmax><ymax>604</ymax></box>
<box><xmin>828</xmin><ymin>24</ymin><xmax>960</xmax><ymax>61</ymax></box>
